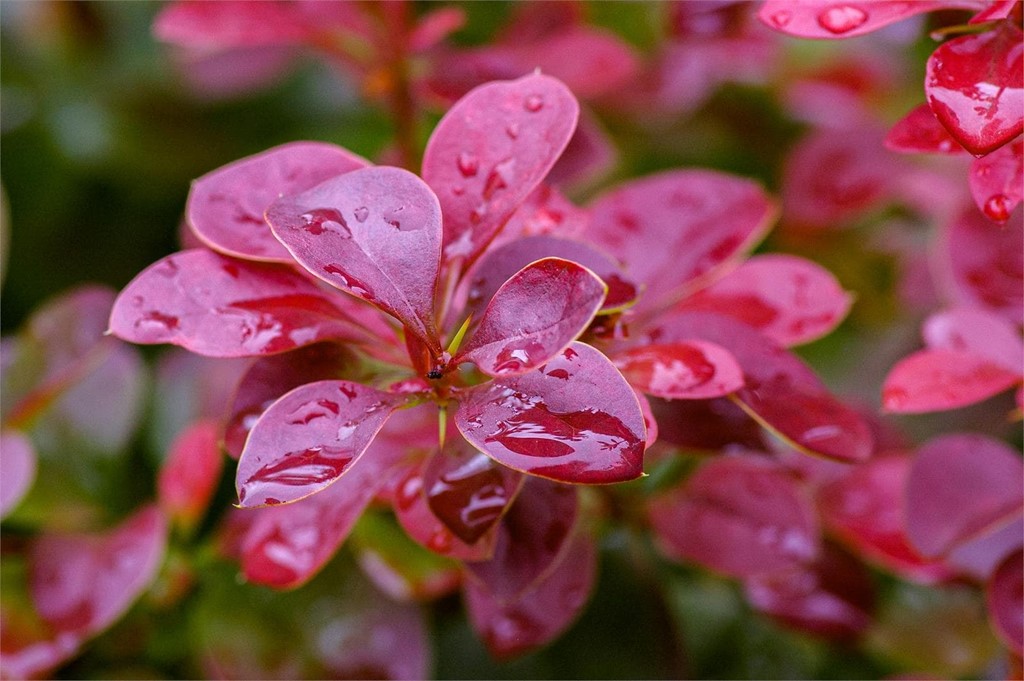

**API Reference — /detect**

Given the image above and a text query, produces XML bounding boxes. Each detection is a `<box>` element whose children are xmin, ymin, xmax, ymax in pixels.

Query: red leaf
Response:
<box><xmin>969</xmin><ymin>137</ymin><xmax>1023</xmax><ymax>223</ymax></box>
<box><xmin>235</xmin><ymin>380</ymin><xmax>399</xmax><ymax>507</ymax></box>
<box><xmin>987</xmin><ymin>550</ymin><xmax>1024</xmax><ymax>656</ymax></box>
<box><xmin>758</xmin><ymin>1</ymin><xmax>959</xmax><ymax>39</ymax></box>
<box><xmin>906</xmin><ymin>433</ymin><xmax>1024</xmax><ymax>558</ymax></box>
<box><xmin>157</xmin><ymin>419</ymin><xmax>224</xmax><ymax>530</ymax></box>
<box><xmin>29</xmin><ymin>506</ymin><xmax>167</xmax><ymax>637</ymax></box>
<box><xmin>650</xmin><ymin>396</ymin><xmax>767</xmax><ymax>453</ymax></box>
<box><xmin>110</xmin><ymin>249</ymin><xmax>372</xmax><ymax>357</ymax></box>
<box><xmin>546</xmin><ymin>111</ymin><xmax>617</xmax><ymax>189</ymax></box>
<box><xmin>886</xmin><ymin>103</ymin><xmax>967</xmax><ymax>154</ymax></box>
<box><xmin>678</xmin><ymin>254</ymin><xmax>853</xmax><ymax>346</ymax></box>
<box><xmin>456</xmin><ymin>258</ymin><xmax>606</xmax><ymax>377</ymax></box>
<box><xmin>926</xmin><ymin>23</ymin><xmax>1024</xmax><ymax>157</ymax></box>
<box><xmin>0</xmin><ymin>430</ymin><xmax>35</xmax><ymax>519</ymax></box>
<box><xmin>465</xmin><ymin>532</ymin><xmax>596</xmax><ymax>660</ymax></box>
<box><xmin>944</xmin><ymin>207</ymin><xmax>1023</xmax><ymax>324</ymax></box>
<box><xmin>455</xmin><ymin>342</ymin><xmax>646</xmax><ymax>484</ymax></box>
<box><xmin>587</xmin><ymin>170</ymin><xmax>775</xmax><ymax>312</ymax></box>
<box><xmin>882</xmin><ymin>349</ymin><xmax>1020</xmax><ymax>412</ymax></box>
<box><xmin>614</xmin><ymin>341</ymin><xmax>744</xmax><ymax>400</ymax></box>
<box><xmin>922</xmin><ymin>307</ymin><xmax>1024</xmax><ymax>373</ymax></box>
<box><xmin>649</xmin><ymin>456</ymin><xmax>820</xmax><ymax>578</ymax></box>
<box><xmin>497</xmin><ymin>185</ymin><xmax>590</xmax><ymax>242</ymax></box>
<box><xmin>267</xmin><ymin>166</ymin><xmax>443</xmax><ymax>351</ymax></box>
<box><xmin>422</xmin><ymin>73</ymin><xmax>579</xmax><ymax>268</ymax></box>
<box><xmin>186</xmin><ymin>142</ymin><xmax>368</xmax><ymax>262</ymax></box>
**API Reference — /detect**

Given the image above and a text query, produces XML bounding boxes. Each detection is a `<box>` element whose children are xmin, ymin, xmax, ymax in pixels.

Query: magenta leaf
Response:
<box><xmin>464</xmin><ymin>478</ymin><xmax>579</xmax><ymax>603</ymax></box>
<box><xmin>947</xmin><ymin>515</ymin><xmax>1024</xmax><ymax>580</ymax></box>
<box><xmin>186</xmin><ymin>142</ymin><xmax>368</xmax><ymax>262</ymax></box>
<box><xmin>465</xmin><ymin>532</ymin><xmax>596</xmax><ymax>660</ymax></box>
<box><xmin>944</xmin><ymin>207</ymin><xmax>1023</xmax><ymax>324</ymax></box>
<box><xmin>758</xmin><ymin>1</ymin><xmax>965</xmax><ymax>39</ymax></box>
<box><xmin>267</xmin><ymin>166</ymin><xmax>443</xmax><ymax>351</ymax></box>
<box><xmin>546</xmin><ymin>111</ymin><xmax>617</xmax><ymax>189</ymax></box>
<box><xmin>422</xmin><ymin>439</ymin><xmax>524</xmax><ymax>545</ymax></box>
<box><xmin>678</xmin><ymin>254</ymin><xmax>853</xmax><ymax>346</ymax></box>
<box><xmin>923</xmin><ymin>307</ymin><xmax>1024</xmax><ymax>373</ymax></box>
<box><xmin>905</xmin><ymin>433</ymin><xmax>1024</xmax><ymax>559</ymax></box>
<box><xmin>0</xmin><ymin>430</ymin><xmax>35</xmax><ymax>519</ymax></box>
<box><xmin>157</xmin><ymin>419</ymin><xmax>224</xmax><ymax>531</ymax></box>
<box><xmin>969</xmin><ymin>137</ymin><xmax>1023</xmax><ymax>223</ymax></box>
<box><xmin>885</xmin><ymin>103</ymin><xmax>967</xmax><ymax>154</ymax></box>
<box><xmin>882</xmin><ymin>349</ymin><xmax>1020</xmax><ymax>412</ymax></box>
<box><xmin>29</xmin><ymin>505</ymin><xmax>167</xmax><ymax>637</ymax></box>
<box><xmin>0</xmin><ymin>603</ymin><xmax>82</xmax><ymax>681</ymax></box>
<box><xmin>649</xmin><ymin>456</ymin><xmax>820</xmax><ymax>578</ymax></box>
<box><xmin>110</xmin><ymin>249</ymin><xmax>373</xmax><ymax>357</ymax></box>
<box><xmin>508</xmin><ymin>27</ymin><xmax>640</xmax><ymax>99</ymax></box>
<box><xmin>235</xmin><ymin>380</ymin><xmax>400</xmax><ymax>507</ymax></box>
<box><xmin>456</xmin><ymin>258</ymin><xmax>606</xmax><ymax>377</ymax></box>
<box><xmin>926</xmin><ymin>23</ymin><xmax>1024</xmax><ymax>157</ymax></box>
<box><xmin>987</xmin><ymin>550</ymin><xmax>1024</xmax><ymax>656</ymax></box>
<box><xmin>614</xmin><ymin>341</ymin><xmax>744</xmax><ymax>400</ymax></box>
<box><xmin>587</xmin><ymin>170</ymin><xmax>775</xmax><ymax>312</ymax></box>
<box><xmin>455</xmin><ymin>342</ymin><xmax>646</xmax><ymax>484</ymax></box>
<box><xmin>421</xmin><ymin>73</ymin><xmax>580</xmax><ymax>267</ymax></box>
<box><xmin>498</xmin><ymin>185</ymin><xmax>589</xmax><ymax>242</ymax></box>
<box><xmin>744</xmin><ymin>545</ymin><xmax>875</xmax><ymax>640</ymax></box>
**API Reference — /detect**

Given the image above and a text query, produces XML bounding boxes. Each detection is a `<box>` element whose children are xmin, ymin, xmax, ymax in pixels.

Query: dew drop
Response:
<box><xmin>524</xmin><ymin>94</ymin><xmax>544</xmax><ymax>112</ymax></box>
<box><xmin>816</xmin><ymin>5</ymin><xmax>868</xmax><ymax>34</ymax></box>
<box><xmin>470</xmin><ymin>204</ymin><xmax>488</xmax><ymax>225</ymax></box>
<box><xmin>482</xmin><ymin>158</ymin><xmax>514</xmax><ymax>200</ymax></box>
<box><xmin>135</xmin><ymin>310</ymin><xmax>180</xmax><ymax>333</ymax></box>
<box><xmin>452</xmin><ymin>185</ymin><xmax>465</xmax><ymax>196</ymax></box>
<box><xmin>427</xmin><ymin>529</ymin><xmax>453</xmax><ymax>553</ymax></box>
<box><xmin>769</xmin><ymin>10</ymin><xmax>792</xmax><ymax>27</ymax></box>
<box><xmin>984</xmin><ymin>194</ymin><xmax>1011</xmax><ymax>222</ymax></box>
<box><xmin>354</xmin><ymin>206</ymin><xmax>369</xmax><ymax>223</ymax></box>
<box><xmin>505</xmin><ymin>122</ymin><xmax>520</xmax><ymax>139</ymax></box>
<box><xmin>457</xmin><ymin>152</ymin><xmax>479</xmax><ymax>178</ymax></box>
<box><xmin>300</xmin><ymin>208</ymin><xmax>351</xmax><ymax>238</ymax></box>
<box><xmin>131</xmin><ymin>295</ymin><xmax>144</xmax><ymax>307</ymax></box>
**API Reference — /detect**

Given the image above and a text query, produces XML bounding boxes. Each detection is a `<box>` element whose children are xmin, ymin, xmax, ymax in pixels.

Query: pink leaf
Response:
<box><xmin>157</xmin><ymin>419</ymin><xmax>224</xmax><ymax>530</ymax></box>
<box><xmin>508</xmin><ymin>27</ymin><xmax>640</xmax><ymax>100</ymax></box>
<box><xmin>235</xmin><ymin>380</ymin><xmax>399</xmax><ymax>507</ymax></box>
<box><xmin>946</xmin><ymin>515</ymin><xmax>1024</xmax><ymax>580</ymax></box>
<box><xmin>758</xmin><ymin>1</ymin><xmax>975</xmax><ymax>39</ymax></box>
<box><xmin>987</xmin><ymin>550</ymin><xmax>1024</xmax><ymax>656</ymax></box>
<box><xmin>267</xmin><ymin>166</ymin><xmax>443</xmax><ymax>351</ymax></box>
<box><xmin>422</xmin><ymin>73</ymin><xmax>579</xmax><ymax>268</ymax></box>
<box><xmin>545</xmin><ymin>111</ymin><xmax>617</xmax><ymax>189</ymax></box>
<box><xmin>408</xmin><ymin>6</ymin><xmax>465</xmax><ymax>52</ymax></box>
<box><xmin>885</xmin><ymin>103</ymin><xmax>967</xmax><ymax>154</ymax></box>
<box><xmin>943</xmin><ymin>207</ymin><xmax>1023</xmax><ymax>324</ymax></box>
<box><xmin>0</xmin><ymin>430</ymin><xmax>35</xmax><ymax>519</ymax></box>
<box><xmin>678</xmin><ymin>254</ymin><xmax>853</xmax><ymax>346</ymax></box>
<box><xmin>882</xmin><ymin>349</ymin><xmax>1020</xmax><ymax>412</ymax></box>
<box><xmin>29</xmin><ymin>506</ymin><xmax>167</xmax><ymax>637</ymax></box>
<box><xmin>497</xmin><ymin>185</ymin><xmax>590</xmax><ymax>242</ymax></box>
<box><xmin>905</xmin><ymin>433</ymin><xmax>1024</xmax><ymax>558</ymax></box>
<box><xmin>110</xmin><ymin>249</ymin><xmax>371</xmax><ymax>357</ymax></box>
<box><xmin>187</xmin><ymin>142</ymin><xmax>368</xmax><ymax>262</ymax></box>
<box><xmin>922</xmin><ymin>307</ymin><xmax>1024</xmax><ymax>373</ymax></box>
<box><xmin>926</xmin><ymin>23</ymin><xmax>1024</xmax><ymax>157</ymax></box>
<box><xmin>457</xmin><ymin>258</ymin><xmax>606</xmax><ymax>377</ymax></box>
<box><xmin>969</xmin><ymin>137</ymin><xmax>1023</xmax><ymax>223</ymax></box>
<box><xmin>649</xmin><ymin>456</ymin><xmax>820</xmax><ymax>578</ymax></box>
<box><xmin>587</xmin><ymin>170</ymin><xmax>775</xmax><ymax>311</ymax></box>
<box><xmin>455</xmin><ymin>342</ymin><xmax>646</xmax><ymax>484</ymax></box>
<box><xmin>614</xmin><ymin>341</ymin><xmax>744</xmax><ymax>400</ymax></box>
<box><xmin>465</xmin><ymin>532</ymin><xmax>596</xmax><ymax>660</ymax></box>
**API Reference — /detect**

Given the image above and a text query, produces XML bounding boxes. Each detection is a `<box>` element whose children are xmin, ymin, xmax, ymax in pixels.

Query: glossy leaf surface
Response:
<box><xmin>944</xmin><ymin>207</ymin><xmax>1023</xmax><ymax>324</ymax></box>
<box><xmin>758</xmin><ymin>1</ymin><xmax>968</xmax><ymax>39</ymax></box>
<box><xmin>649</xmin><ymin>456</ymin><xmax>820</xmax><ymax>578</ymax></box>
<box><xmin>29</xmin><ymin>506</ymin><xmax>167</xmax><ymax>636</ymax></box>
<box><xmin>457</xmin><ymin>258</ymin><xmax>606</xmax><ymax>377</ymax></box>
<box><xmin>678</xmin><ymin>254</ymin><xmax>853</xmax><ymax>346</ymax></box>
<box><xmin>267</xmin><ymin>166</ymin><xmax>443</xmax><ymax>349</ymax></box>
<box><xmin>157</xmin><ymin>419</ymin><xmax>223</xmax><ymax>531</ymax></box>
<box><xmin>882</xmin><ymin>348</ymin><xmax>1020</xmax><ymax>412</ymax></box>
<box><xmin>0</xmin><ymin>430</ymin><xmax>35</xmax><ymax>519</ymax></box>
<box><xmin>885</xmin><ymin>103</ymin><xmax>966</xmax><ymax>154</ymax></box>
<box><xmin>922</xmin><ymin>307</ymin><xmax>1024</xmax><ymax>373</ymax></box>
<box><xmin>969</xmin><ymin>137</ymin><xmax>1023</xmax><ymax>224</ymax></box>
<box><xmin>905</xmin><ymin>434</ymin><xmax>1023</xmax><ymax>558</ymax></box>
<box><xmin>987</xmin><ymin>550</ymin><xmax>1024</xmax><ymax>655</ymax></box>
<box><xmin>465</xmin><ymin>532</ymin><xmax>596</xmax><ymax>660</ymax></box>
<box><xmin>235</xmin><ymin>380</ymin><xmax>399</xmax><ymax>507</ymax></box>
<box><xmin>456</xmin><ymin>342</ymin><xmax>646</xmax><ymax>484</ymax></box>
<box><xmin>614</xmin><ymin>341</ymin><xmax>744</xmax><ymax>400</ymax></box>
<box><xmin>587</xmin><ymin>170</ymin><xmax>774</xmax><ymax>311</ymax></box>
<box><xmin>109</xmin><ymin>249</ymin><xmax>368</xmax><ymax>357</ymax></box>
<box><xmin>422</xmin><ymin>73</ymin><xmax>579</xmax><ymax>267</ymax></box>
<box><xmin>187</xmin><ymin>142</ymin><xmax>368</xmax><ymax>262</ymax></box>
<box><xmin>926</xmin><ymin>23</ymin><xmax>1024</xmax><ymax>156</ymax></box>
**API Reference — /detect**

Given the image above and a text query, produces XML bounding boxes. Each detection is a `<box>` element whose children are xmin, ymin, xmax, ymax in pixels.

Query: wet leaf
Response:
<box><xmin>944</xmin><ymin>206</ymin><xmax>1023</xmax><ymax>324</ymax></box>
<box><xmin>0</xmin><ymin>430</ymin><xmax>35</xmax><ymax>519</ymax></box>
<box><xmin>614</xmin><ymin>341</ymin><xmax>744</xmax><ymax>400</ymax></box>
<box><xmin>969</xmin><ymin>137</ymin><xmax>1023</xmax><ymax>224</ymax></box>
<box><xmin>157</xmin><ymin>419</ymin><xmax>223</xmax><ymax>531</ymax></box>
<box><xmin>455</xmin><ymin>342</ymin><xmax>646</xmax><ymax>484</ymax></box>
<box><xmin>885</xmin><ymin>103</ymin><xmax>967</xmax><ymax>154</ymax></box>
<box><xmin>882</xmin><ymin>349</ymin><xmax>1020</xmax><ymax>412</ymax></box>
<box><xmin>922</xmin><ymin>307</ymin><xmax>1024</xmax><ymax>373</ymax></box>
<box><xmin>987</xmin><ymin>550</ymin><xmax>1024</xmax><ymax>656</ymax></box>
<box><xmin>758</xmin><ymin>1</ymin><xmax>959</xmax><ymax>39</ymax></box>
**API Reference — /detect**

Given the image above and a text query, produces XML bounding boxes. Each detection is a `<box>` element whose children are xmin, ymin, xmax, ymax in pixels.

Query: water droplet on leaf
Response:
<box><xmin>817</xmin><ymin>5</ymin><xmax>868</xmax><ymax>34</ymax></box>
<box><xmin>457</xmin><ymin>152</ymin><xmax>479</xmax><ymax>178</ymax></box>
<box><xmin>354</xmin><ymin>206</ymin><xmax>369</xmax><ymax>223</ymax></box>
<box><xmin>524</xmin><ymin>94</ymin><xmax>544</xmax><ymax>112</ymax></box>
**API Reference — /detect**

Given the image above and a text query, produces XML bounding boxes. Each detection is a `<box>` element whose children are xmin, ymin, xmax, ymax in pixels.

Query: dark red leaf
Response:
<box><xmin>650</xmin><ymin>396</ymin><xmax>767</xmax><ymax>453</ymax></box>
<box><xmin>456</xmin><ymin>258</ymin><xmax>606</xmax><ymax>377</ymax></box>
<box><xmin>186</xmin><ymin>142</ymin><xmax>368</xmax><ymax>262</ymax></box>
<box><xmin>267</xmin><ymin>166</ymin><xmax>443</xmax><ymax>350</ymax></box>
<box><xmin>922</xmin><ymin>307</ymin><xmax>1024</xmax><ymax>373</ymax></box>
<box><xmin>0</xmin><ymin>430</ymin><xmax>35</xmax><ymax>519</ymax></box>
<box><xmin>157</xmin><ymin>419</ymin><xmax>224</xmax><ymax>530</ymax></box>
<box><xmin>235</xmin><ymin>380</ymin><xmax>400</xmax><ymax>507</ymax></box>
<box><xmin>455</xmin><ymin>342</ymin><xmax>646</xmax><ymax>484</ymax></box>
<box><xmin>885</xmin><ymin>103</ymin><xmax>967</xmax><ymax>154</ymax></box>
<box><xmin>587</xmin><ymin>170</ymin><xmax>775</xmax><ymax>312</ymax></box>
<box><xmin>882</xmin><ymin>349</ymin><xmax>1020</xmax><ymax>412</ymax></box>
<box><xmin>678</xmin><ymin>254</ymin><xmax>853</xmax><ymax>346</ymax></box>
<box><xmin>926</xmin><ymin>23</ymin><xmax>1024</xmax><ymax>157</ymax></box>
<box><xmin>906</xmin><ymin>433</ymin><xmax>1024</xmax><ymax>558</ymax></box>
<box><xmin>614</xmin><ymin>341</ymin><xmax>744</xmax><ymax>400</ymax></box>
<box><xmin>109</xmin><ymin>249</ymin><xmax>373</xmax><ymax>357</ymax></box>
<box><xmin>422</xmin><ymin>73</ymin><xmax>579</xmax><ymax>268</ymax></box>
<box><xmin>987</xmin><ymin>550</ymin><xmax>1024</xmax><ymax>655</ymax></box>
<box><xmin>465</xmin><ymin>532</ymin><xmax>596</xmax><ymax>660</ymax></box>
<box><xmin>649</xmin><ymin>456</ymin><xmax>820</xmax><ymax>578</ymax></box>
<box><xmin>969</xmin><ymin>137</ymin><xmax>1023</xmax><ymax>223</ymax></box>
<box><xmin>29</xmin><ymin>506</ymin><xmax>167</xmax><ymax>637</ymax></box>
<box><xmin>758</xmin><ymin>1</ymin><xmax>959</xmax><ymax>39</ymax></box>
<box><xmin>944</xmin><ymin>206</ymin><xmax>1023</xmax><ymax>324</ymax></box>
